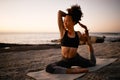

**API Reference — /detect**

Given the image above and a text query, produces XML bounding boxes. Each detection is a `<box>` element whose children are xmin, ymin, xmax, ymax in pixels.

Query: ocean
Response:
<box><xmin>0</xmin><ymin>32</ymin><xmax>120</xmax><ymax>44</ymax></box>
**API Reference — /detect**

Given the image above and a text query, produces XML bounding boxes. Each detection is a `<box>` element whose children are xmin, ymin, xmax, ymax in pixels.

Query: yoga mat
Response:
<box><xmin>27</xmin><ymin>58</ymin><xmax>117</xmax><ymax>80</ymax></box>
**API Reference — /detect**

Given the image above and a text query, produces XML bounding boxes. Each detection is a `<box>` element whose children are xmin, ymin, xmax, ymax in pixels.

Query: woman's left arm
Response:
<box><xmin>78</xmin><ymin>22</ymin><xmax>94</xmax><ymax>53</ymax></box>
<box><xmin>79</xmin><ymin>22</ymin><xmax>96</xmax><ymax>65</ymax></box>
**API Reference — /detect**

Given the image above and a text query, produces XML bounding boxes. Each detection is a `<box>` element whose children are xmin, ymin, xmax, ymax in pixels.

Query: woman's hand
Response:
<box><xmin>58</xmin><ymin>10</ymin><xmax>67</xmax><ymax>17</ymax></box>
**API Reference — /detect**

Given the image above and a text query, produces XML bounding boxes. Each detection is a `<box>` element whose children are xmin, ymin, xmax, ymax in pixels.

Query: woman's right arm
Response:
<box><xmin>58</xmin><ymin>10</ymin><xmax>66</xmax><ymax>38</ymax></box>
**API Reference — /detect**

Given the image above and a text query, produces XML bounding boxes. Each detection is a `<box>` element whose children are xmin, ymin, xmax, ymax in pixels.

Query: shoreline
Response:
<box><xmin>0</xmin><ymin>42</ymin><xmax>120</xmax><ymax>80</ymax></box>
<box><xmin>0</xmin><ymin>43</ymin><xmax>61</xmax><ymax>53</ymax></box>
<box><xmin>0</xmin><ymin>37</ymin><xmax>120</xmax><ymax>53</ymax></box>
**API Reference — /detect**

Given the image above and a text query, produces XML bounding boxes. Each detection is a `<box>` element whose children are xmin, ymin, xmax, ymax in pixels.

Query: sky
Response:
<box><xmin>0</xmin><ymin>0</ymin><xmax>120</xmax><ymax>33</ymax></box>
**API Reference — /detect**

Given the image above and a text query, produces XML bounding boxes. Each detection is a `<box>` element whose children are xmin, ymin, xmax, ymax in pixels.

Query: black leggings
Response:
<box><xmin>46</xmin><ymin>53</ymin><xmax>95</xmax><ymax>74</ymax></box>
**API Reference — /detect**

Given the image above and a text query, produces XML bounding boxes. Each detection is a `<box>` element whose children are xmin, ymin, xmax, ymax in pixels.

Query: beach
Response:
<box><xmin>0</xmin><ymin>42</ymin><xmax>120</xmax><ymax>80</ymax></box>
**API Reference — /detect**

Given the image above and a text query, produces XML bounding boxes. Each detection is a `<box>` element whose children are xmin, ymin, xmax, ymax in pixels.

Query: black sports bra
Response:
<box><xmin>61</xmin><ymin>31</ymin><xmax>79</xmax><ymax>48</ymax></box>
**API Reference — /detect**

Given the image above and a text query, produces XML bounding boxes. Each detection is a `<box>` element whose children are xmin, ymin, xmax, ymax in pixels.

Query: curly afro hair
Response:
<box><xmin>67</xmin><ymin>4</ymin><xmax>83</xmax><ymax>24</ymax></box>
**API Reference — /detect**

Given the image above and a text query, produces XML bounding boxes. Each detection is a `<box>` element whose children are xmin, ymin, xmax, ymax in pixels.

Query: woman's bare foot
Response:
<box><xmin>66</xmin><ymin>67</ymin><xmax>89</xmax><ymax>74</ymax></box>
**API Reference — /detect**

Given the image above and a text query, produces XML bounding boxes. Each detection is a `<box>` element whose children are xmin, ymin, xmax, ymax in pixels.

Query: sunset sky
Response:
<box><xmin>0</xmin><ymin>0</ymin><xmax>120</xmax><ymax>33</ymax></box>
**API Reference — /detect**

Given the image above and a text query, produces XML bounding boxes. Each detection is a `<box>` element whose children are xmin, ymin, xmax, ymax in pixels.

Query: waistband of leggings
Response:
<box><xmin>62</xmin><ymin>53</ymin><xmax>79</xmax><ymax>60</ymax></box>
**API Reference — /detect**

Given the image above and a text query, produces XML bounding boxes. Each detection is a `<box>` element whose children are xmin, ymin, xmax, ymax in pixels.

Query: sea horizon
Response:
<box><xmin>0</xmin><ymin>32</ymin><xmax>120</xmax><ymax>45</ymax></box>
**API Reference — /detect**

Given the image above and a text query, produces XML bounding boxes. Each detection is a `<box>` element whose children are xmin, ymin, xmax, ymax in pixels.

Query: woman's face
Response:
<box><xmin>64</xmin><ymin>15</ymin><xmax>75</xmax><ymax>30</ymax></box>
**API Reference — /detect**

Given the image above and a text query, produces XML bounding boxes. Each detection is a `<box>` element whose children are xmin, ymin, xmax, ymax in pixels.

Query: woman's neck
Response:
<box><xmin>67</xmin><ymin>29</ymin><xmax>75</xmax><ymax>37</ymax></box>
<box><xmin>68</xmin><ymin>28</ymin><xmax>74</xmax><ymax>33</ymax></box>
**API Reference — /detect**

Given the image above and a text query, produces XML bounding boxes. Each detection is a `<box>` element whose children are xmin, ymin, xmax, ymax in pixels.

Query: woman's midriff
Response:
<box><xmin>61</xmin><ymin>46</ymin><xmax>78</xmax><ymax>59</ymax></box>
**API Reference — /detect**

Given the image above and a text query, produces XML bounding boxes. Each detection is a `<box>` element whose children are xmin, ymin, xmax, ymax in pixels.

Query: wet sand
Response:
<box><xmin>0</xmin><ymin>42</ymin><xmax>120</xmax><ymax>80</ymax></box>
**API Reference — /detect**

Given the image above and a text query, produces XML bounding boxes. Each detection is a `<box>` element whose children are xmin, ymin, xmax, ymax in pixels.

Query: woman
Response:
<box><xmin>46</xmin><ymin>5</ymin><xmax>96</xmax><ymax>74</ymax></box>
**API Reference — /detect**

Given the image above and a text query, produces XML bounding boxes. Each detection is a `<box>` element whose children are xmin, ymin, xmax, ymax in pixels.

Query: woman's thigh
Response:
<box><xmin>71</xmin><ymin>54</ymin><xmax>93</xmax><ymax>67</ymax></box>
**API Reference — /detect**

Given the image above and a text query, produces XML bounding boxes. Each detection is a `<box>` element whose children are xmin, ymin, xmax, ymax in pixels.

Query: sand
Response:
<box><xmin>0</xmin><ymin>42</ymin><xmax>120</xmax><ymax>80</ymax></box>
